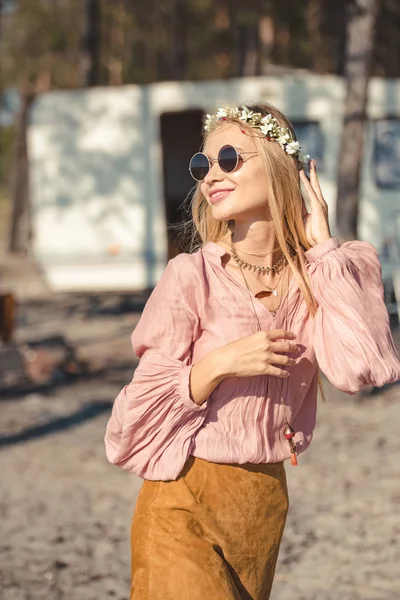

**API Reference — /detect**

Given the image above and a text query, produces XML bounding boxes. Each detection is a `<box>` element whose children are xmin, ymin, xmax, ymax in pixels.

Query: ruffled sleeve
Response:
<box><xmin>104</xmin><ymin>257</ymin><xmax>209</xmax><ymax>481</ymax></box>
<box><xmin>305</xmin><ymin>236</ymin><xmax>400</xmax><ymax>394</ymax></box>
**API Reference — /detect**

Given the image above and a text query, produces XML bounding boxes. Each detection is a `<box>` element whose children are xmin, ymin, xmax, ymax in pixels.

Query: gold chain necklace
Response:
<box><xmin>229</xmin><ymin>232</ymin><xmax>286</xmax><ymax>304</ymax></box>
<box><xmin>229</xmin><ymin>242</ymin><xmax>287</xmax><ymax>276</ymax></box>
<box><xmin>254</xmin><ymin>264</ymin><xmax>287</xmax><ymax>303</ymax></box>
<box><xmin>230</xmin><ymin>234</ymin><xmax>298</xmax><ymax>466</ymax></box>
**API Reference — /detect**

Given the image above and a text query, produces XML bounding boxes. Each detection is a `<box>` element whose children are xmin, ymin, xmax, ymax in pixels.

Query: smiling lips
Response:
<box><xmin>209</xmin><ymin>188</ymin><xmax>234</xmax><ymax>204</ymax></box>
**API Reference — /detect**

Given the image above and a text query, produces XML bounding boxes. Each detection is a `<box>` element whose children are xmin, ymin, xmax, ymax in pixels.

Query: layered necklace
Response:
<box><xmin>229</xmin><ymin>232</ymin><xmax>298</xmax><ymax>466</ymax></box>
<box><xmin>228</xmin><ymin>234</ymin><xmax>287</xmax><ymax>313</ymax></box>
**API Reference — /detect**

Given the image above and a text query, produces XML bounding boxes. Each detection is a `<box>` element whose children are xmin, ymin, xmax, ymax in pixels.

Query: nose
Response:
<box><xmin>203</xmin><ymin>159</ymin><xmax>224</xmax><ymax>185</ymax></box>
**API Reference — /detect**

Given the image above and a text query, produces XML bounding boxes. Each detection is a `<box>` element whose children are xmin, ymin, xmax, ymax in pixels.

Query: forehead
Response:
<box><xmin>202</xmin><ymin>122</ymin><xmax>257</xmax><ymax>155</ymax></box>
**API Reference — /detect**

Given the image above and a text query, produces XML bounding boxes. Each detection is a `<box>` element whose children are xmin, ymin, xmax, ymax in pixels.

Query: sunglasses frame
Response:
<box><xmin>188</xmin><ymin>145</ymin><xmax>258</xmax><ymax>181</ymax></box>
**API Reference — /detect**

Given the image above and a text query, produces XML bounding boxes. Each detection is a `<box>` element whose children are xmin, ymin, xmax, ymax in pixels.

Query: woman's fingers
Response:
<box><xmin>308</xmin><ymin>159</ymin><xmax>326</xmax><ymax>204</ymax></box>
<box><xmin>271</xmin><ymin>353</ymin><xmax>297</xmax><ymax>366</ymax></box>
<box><xmin>267</xmin><ymin>365</ymin><xmax>292</xmax><ymax>378</ymax></box>
<box><xmin>267</xmin><ymin>329</ymin><xmax>296</xmax><ymax>341</ymax></box>
<box><xmin>270</xmin><ymin>340</ymin><xmax>299</xmax><ymax>354</ymax></box>
<box><xmin>300</xmin><ymin>168</ymin><xmax>319</xmax><ymax>204</ymax></box>
<box><xmin>300</xmin><ymin>189</ymin><xmax>309</xmax><ymax>218</ymax></box>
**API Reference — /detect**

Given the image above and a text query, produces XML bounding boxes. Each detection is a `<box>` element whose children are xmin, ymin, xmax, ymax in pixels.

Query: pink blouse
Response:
<box><xmin>104</xmin><ymin>236</ymin><xmax>400</xmax><ymax>481</ymax></box>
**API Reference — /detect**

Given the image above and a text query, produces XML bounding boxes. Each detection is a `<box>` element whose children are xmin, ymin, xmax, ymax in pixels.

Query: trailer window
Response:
<box><xmin>374</xmin><ymin>118</ymin><xmax>400</xmax><ymax>189</ymax></box>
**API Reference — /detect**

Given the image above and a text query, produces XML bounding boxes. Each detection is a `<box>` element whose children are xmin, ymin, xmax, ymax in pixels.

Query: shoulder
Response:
<box><xmin>169</xmin><ymin>243</ymin><xmax>220</xmax><ymax>275</ymax></box>
<box><xmin>166</xmin><ymin>246</ymin><xmax>209</xmax><ymax>292</ymax></box>
<box><xmin>169</xmin><ymin>246</ymin><xmax>204</xmax><ymax>270</ymax></box>
<box><xmin>167</xmin><ymin>242</ymin><xmax>226</xmax><ymax>298</ymax></box>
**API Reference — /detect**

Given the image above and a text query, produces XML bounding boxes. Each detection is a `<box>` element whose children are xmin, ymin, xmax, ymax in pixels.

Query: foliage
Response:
<box><xmin>1</xmin><ymin>0</ymin><xmax>83</xmax><ymax>90</ymax></box>
<box><xmin>0</xmin><ymin>0</ymin><xmax>399</xmax><ymax>92</ymax></box>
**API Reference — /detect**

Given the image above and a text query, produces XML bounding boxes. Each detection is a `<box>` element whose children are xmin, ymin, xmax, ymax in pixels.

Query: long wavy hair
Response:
<box><xmin>174</xmin><ymin>102</ymin><xmax>326</xmax><ymax>402</ymax></box>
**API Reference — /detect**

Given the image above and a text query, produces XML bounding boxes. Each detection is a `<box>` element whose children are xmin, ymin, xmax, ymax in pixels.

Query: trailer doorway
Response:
<box><xmin>160</xmin><ymin>109</ymin><xmax>204</xmax><ymax>258</ymax></box>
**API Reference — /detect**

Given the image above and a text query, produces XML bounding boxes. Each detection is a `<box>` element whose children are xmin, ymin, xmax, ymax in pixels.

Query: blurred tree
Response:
<box><xmin>3</xmin><ymin>1</ymin><xmax>400</xmax><ymax>91</ymax></box>
<box><xmin>81</xmin><ymin>0</ymin><xmax>101</xmax><ymax>86</ymax></box>
<box><xmin>228</xmin><ymin>0</ymin><xmax>262</xmax><ymax>77</ymax></box>
<box><xmin>1</xmin><ymin>0</ymin><xmax>83</xmax><ymax>90</ymax></box>
<box><xmin>171</xmin><ymin>0</ymin><xmax>188</xmax><ymax>80</ymax></box>
<box><xmin>104</xmin><ymin>0</ymin><xmax>130</xmax><ymax>85</ymax></box>
<box><xmin>373</xmin><ymin>0</ymin><xmax>400</xmax><ymax>77</ymax></box>
<box><xmin>2</xmin><ymin>1</ymin><xmax>400</xmax><ymax>89</ymax></box>
<box><xmin>8</xmin><ymin>89</ymin><xmax>32</xmax><ymax>252</ymax></box>
<box><xmin>1</xmin><ymin>0</ymin><xmax>83</xmax><ymax>251</ymax></box>
<box><xmin>336</xmin><ymin>0</ymin><xmax>382</xmax><ymax>241</ymax></box>
<box><xmin>2</xmin><ymin>0</ymin><xmax>400</xmax><ymax>251</ymax></box>
<box><xmin>307</xmin><ymin>0</ymin><xmax>328</xmax><ymax>72</ymax></box>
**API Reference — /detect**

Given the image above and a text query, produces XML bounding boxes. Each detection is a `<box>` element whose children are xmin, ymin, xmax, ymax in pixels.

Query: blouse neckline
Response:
<box><xmin>202</xmin><ymin>241</ymin><xmax>296</xmax><ymax>320</ymax></box>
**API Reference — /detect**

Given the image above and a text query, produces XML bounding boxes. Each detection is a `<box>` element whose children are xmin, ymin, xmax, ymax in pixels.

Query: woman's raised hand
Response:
<box><xmin>299</xmin><ymin>159</ymin><xmax>332</xmax><ymax>248</ymax></box>
<box><xmin>216</xmin><ymin>329</ymin><xmax>299</xmax><ymax>380</ymax></box>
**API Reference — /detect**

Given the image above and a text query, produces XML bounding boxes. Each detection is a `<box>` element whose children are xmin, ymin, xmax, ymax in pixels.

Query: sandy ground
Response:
<box><xmin>1</xmin><ymin>286</ymin><xmax>400</xmax><ymax>599</ymax></box>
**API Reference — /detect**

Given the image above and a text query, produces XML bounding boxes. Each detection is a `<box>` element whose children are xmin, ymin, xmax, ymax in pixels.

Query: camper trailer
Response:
<box><xmin>27</xmin><ymin>74</ymin><xmax>400</xmax><ymax>315</ymax></box>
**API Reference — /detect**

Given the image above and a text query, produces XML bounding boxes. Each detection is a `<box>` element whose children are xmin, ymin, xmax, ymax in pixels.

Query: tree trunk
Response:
<box><xmin>170</xmin><ymin>0</ymin><xmax>187</xmax><ymax>80</ymax></box>
<box><xmin>307</xmin><ymin>0</ymin><xmax>329</xmax><ymax>73</ymax></box>
<box><xmin>108</xmin><ymin>0</ymin><xmax>126</xmax><ymax>85</ymax></box>
<box><xmin>81</xmin><ymin>0</ymin><xmax>101</xmax><ymax>86</ymax></box>
<box><xmin>230</xmin><ymin>2</ymin><xmax>262</xmax><ymax>78</ymax></box>
<box><xmin>9</xmin><ymin>89</ymin><xmax>34</xmax><ymax>253</ymax></box>
<box><xmin>242</xmin><ymin>23</ymin><xmax>260</xmax><ymax>76</ymax></box>
<box><xmin>259</xmin><ymin>16</ymin><xmax>274</xmax><ymax>75</ymax></box>
<box><xmin>336</xmin><ymin>0</ymin><xmax>381</xmax><ymax>241</ymax></box>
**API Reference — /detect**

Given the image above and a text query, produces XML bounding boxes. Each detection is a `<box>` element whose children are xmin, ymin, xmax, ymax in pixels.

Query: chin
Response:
<box><xmin>212</xmin><ymin>212</ymin><xmax>237</xmax><ymax>223</ymax></box>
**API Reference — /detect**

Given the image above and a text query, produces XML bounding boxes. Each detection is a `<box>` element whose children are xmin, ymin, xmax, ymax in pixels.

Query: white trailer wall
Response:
<box><xmin>27</xmin><ymin>75</ymin><xmax>400</xmax><ymax>292</ymax></box>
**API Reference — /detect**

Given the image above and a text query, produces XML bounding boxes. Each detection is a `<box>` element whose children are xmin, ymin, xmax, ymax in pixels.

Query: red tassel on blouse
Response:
<box><xmin>284</xmin><ymin>423</ymin><xmax>298</xmax><ymax>466</ymax></box>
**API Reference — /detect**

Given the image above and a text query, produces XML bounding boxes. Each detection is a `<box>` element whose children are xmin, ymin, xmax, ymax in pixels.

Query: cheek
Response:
<box><xmin>200</xmin><ymin>182</ymin><xmax>208</xmax><ymax>197</ymax></box>
<box><xmin>234</xmin><ymin>164</ymin><xmax>268</xmax><ymax>197</ymax></box>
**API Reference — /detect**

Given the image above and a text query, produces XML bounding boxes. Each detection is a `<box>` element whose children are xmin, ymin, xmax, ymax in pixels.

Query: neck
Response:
<box><xmin>227</xmin><ymin>222</ymin><xmax>283</xmax><ymax>268</ymax></box>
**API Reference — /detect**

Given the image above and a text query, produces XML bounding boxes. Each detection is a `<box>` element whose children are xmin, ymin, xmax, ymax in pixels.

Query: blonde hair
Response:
<box><xmin>174</xmin><ymin>102</ymin><xmax>326</xmax><ymax>402</ymax></box>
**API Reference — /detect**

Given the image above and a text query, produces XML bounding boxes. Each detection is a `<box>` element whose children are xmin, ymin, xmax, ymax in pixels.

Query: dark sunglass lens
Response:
<box><xmin>218</xmin><ymin>146</ymin><xmax>238</xmax><ymax>172</ymax></box>
<box><xmin>189</xmin><ymin>153</ymin><xmax>209</xmax><ymax>180</ymax></box>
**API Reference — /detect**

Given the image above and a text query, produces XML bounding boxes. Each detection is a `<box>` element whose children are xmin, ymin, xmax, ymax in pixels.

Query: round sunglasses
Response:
<box><xmin>188</xmin><ymin>145</ymin><xmax>258</xmax><ymax>181</ymax></box>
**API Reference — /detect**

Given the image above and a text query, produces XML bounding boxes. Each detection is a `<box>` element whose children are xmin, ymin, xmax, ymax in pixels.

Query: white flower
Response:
<box><xmin>260</xmin><ymin>117</ymin><xmax>274</xmax><ymax>132</ymax></box>
<box><xmin>239</xmin><ymin>108</ymin><xmax>253</xmax><ymax>122</ymax></box>
<box><xmin>280</xmin><ymin>128</ymin><xmax>291</xmax><ymax>141</ymax></box>
<box><xmin>203</xmin><ymin>106</ymin><xmax>309</xmax><ymax>164</ymax></box>
<box><xmin>285</xmin><ymin>141</ymin><xmax>300</xmax><ymax>155</ymax></box>
<box><xmin>261</xmin><ymin>114</ymin><xmax>274</xmax><ymax>124</ymax></box>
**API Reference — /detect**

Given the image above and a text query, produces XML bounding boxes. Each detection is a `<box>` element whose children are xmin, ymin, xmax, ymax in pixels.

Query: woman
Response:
<box><xmin>104</xmin><ymin>103</ymin><xmax>400</xmax><ymax>599</ymax></box>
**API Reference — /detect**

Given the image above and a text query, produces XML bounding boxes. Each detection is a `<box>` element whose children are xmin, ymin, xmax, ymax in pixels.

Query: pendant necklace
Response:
<box><xmin>230</xmin><ymin>233</ymin><xmax>298</xmax><ymax>466</ymax></box>
<box><xmin>257</xmin><ymin>269</ymin><xmax>285</xmax><ymax>304</ymax></box>
<box><xmin>229</xmin><ymin>240</ymin><xmax>286</xmax><ymax>299</ymax></box>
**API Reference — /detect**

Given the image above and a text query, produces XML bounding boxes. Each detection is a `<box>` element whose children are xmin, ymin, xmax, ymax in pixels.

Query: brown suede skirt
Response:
<box><xmin>130</xmin><ymin>455</ymin><xmax>289</xmax><ymax>600</ymax></box>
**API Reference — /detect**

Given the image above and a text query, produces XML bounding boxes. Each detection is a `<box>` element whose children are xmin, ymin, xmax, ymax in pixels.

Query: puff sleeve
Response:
<box><xmin>305</xmin><ymin>236</ymin><xmax>400</xmax><ymax>394</ymax></box>
<box><xmin>104</xmin><ymin>257</ymin><xmax>209</xmax><ymax>481</ymax></box>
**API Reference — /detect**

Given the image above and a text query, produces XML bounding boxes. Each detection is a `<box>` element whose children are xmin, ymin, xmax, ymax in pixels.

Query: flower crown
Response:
<box><xmin>203</xmin><ymin>105</ymin><xmax>310</xmax><ymax>166</ymax></box>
